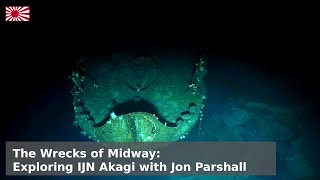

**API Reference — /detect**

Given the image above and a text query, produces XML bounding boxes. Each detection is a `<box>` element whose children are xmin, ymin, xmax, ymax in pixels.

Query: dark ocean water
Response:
<box><xmin>4</xmin><ymin>54</ymin><xmax>318</xmax><ymax>180</ymax></box>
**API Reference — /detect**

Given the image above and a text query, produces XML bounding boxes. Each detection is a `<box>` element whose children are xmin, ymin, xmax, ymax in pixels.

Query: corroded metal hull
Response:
<box><xmin>71</xmin><ymin>49</ymin><xmax>208</xmax><ymax>142</ymax></box>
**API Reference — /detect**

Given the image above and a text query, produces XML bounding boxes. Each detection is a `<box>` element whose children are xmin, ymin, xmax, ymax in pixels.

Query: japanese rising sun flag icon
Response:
<box><xmin>6</xmin><ymin>6</ymin><xmax>30</xmax><ymax>21</ymax></box>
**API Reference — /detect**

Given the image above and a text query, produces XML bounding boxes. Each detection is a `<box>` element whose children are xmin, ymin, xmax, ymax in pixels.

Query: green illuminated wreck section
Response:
<box><xmin>71</xmin><ymin>49</ymin><xmax>207</xmax><ymax>142</ymax></box>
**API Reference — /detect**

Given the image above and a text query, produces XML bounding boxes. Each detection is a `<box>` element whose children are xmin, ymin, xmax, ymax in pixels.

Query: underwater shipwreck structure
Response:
<box><xmin>70</xmin><ymin>49</ymin><xmax>208</xmax><ymax>142</ymax></box>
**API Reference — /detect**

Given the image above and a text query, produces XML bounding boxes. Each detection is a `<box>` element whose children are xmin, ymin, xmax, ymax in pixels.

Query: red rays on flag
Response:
<box><xmin>6</xmin><ymin>6</ymin><xmax>30</xmax><ymax>21</ymax></box>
